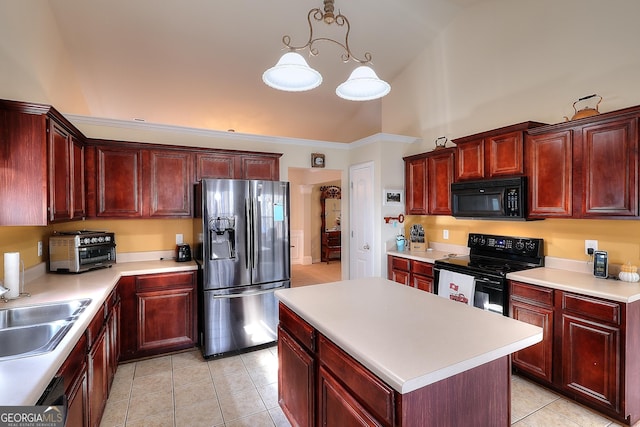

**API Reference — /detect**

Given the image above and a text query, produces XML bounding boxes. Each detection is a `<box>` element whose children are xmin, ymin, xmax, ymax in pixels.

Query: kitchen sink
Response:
<box><xmin>0</xmin><ymin>299</ymin><xmax>92</xmax><ymax>361</ymax></box>
<box><xmin>0</xmin><ymin>298</ymin><xmax>91</xmax><ymax>329</ymax></box>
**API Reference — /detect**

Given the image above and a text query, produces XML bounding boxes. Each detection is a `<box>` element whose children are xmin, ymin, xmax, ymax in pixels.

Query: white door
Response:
<box><xmin>349</xmin><ymin>162</ymin><xmax>374</xmax><ymax>278</ymax></box>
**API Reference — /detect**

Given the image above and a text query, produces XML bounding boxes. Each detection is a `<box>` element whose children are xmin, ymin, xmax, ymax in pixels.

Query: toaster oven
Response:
<box><xmin>49</xmin><ymin>231</ymin><xmax>116</xmax><ymax>273</ymax></box>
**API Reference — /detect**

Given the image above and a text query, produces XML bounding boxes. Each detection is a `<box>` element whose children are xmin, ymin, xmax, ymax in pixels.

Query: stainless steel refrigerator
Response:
<box><xmin>194</xmin><ymin>179</ymin><xmax>290</xmax><ymax>357</ymax></box>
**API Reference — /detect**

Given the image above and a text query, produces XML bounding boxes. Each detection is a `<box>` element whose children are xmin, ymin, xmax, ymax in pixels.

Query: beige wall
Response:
<box><xmin>383</xmin><ymin>0</ymin><xmax>640</xmax><ymax>153</ymax></box>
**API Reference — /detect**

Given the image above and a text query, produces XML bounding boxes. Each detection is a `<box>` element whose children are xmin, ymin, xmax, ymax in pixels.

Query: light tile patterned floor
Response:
<box><xmin>100</xmin><ymin>262</ymin><xmax>632</xmax><ymax>426</ymax></box>
<box><xmin>101</xmin><ymin>346</ymin><xmax>630</xmax><ymax>427</ymax></box>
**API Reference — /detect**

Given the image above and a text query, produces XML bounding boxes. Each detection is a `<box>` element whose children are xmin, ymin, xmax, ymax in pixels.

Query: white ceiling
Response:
<box><xmin>48</xmin><ymin>0</ymin><xmax>485</xmax><ymax>143</ymax></box>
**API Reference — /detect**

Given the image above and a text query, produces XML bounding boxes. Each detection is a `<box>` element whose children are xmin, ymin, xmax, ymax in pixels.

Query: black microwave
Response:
<box><xmin>451</xmin><ymin>177</ymin><xmax>528</xmax><ymax>220</ymax></box>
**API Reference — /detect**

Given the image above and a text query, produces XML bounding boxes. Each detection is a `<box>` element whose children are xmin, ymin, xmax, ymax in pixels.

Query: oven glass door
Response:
<box><xmin>473</xmin><ymin>277</ymin><xmax>508</xmax><ymax>316</ymax></box>
<box><xmin>78</xmin><ymin>245</ymin><xmax>115</xmax><ymax>266</ymax></box>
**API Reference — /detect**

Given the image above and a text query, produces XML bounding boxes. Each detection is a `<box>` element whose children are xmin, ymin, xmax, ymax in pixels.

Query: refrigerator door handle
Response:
<box><xmin>252</xmin><ymin>197</ymin><xmax>259</xmax><ymax>269</ymax></box>
<box><xmin>212</xmin><ymin>285</ymin><xmax>286</xmax><ymax>299</ymax></box>
<box><xmin>245</xmin><ymin>198</ymin><xmax>251</xmax><ymax>270</ymax></box>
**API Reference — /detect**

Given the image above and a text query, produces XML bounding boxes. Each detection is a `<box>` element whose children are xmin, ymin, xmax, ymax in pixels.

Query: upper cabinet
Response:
<box><xmin>86</xmin><ymin>139</ymin><xmax>283</xmax><ymax>219</ymax></box>
<box><xmin>453</xmin><ymin>122</ymin><xmax>546</xmax><ymax>181</ymax></box>
<box><xmin>196</xmin><ymin>151</ymin><xmax>280</xmax><ymax>181</ymax></box>
<box><xmin>527</xmin><ymin>107</ymin><xmax>639</xmax><ymax>219</ymax></box>
<box><xmin>403</xmin><ymin>148</ymin><xmax>455</xmax><ymax>216</ymax></box>
<box><xmin>0</xmin><ymin>100</ymin><xmax>86</xmax><ymax>225</ymax></box>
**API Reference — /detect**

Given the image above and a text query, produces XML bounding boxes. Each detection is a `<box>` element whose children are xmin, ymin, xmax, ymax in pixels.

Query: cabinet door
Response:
<box><xmin>412</xmin><ymin>274</ymin><xmax>433</xmax><ymax>292</ymax></box>
<box><xmin>66</xmin><ymin>369</ymin><xmax>88</xmax><ymax>427</ymax></box>
<box><xmin>0</xmin><ymin>109</ymin><xmax>48</xmax><ymax>225</ymax></box>
<box><xmin>147</xmin><ymin>150</ymin><xmax>192</xmax><ymax>217</ymax></box>
<box><xmin>404</xmin><ymin>157</ymin><xmax>428</xmax><ymax>215</ymax></box>
<box><xmin>428</xmin><ymin>149</ymin><xmax>454</xmax><ymax>215</ymax></box>
<box><xmin>71</xmin><ymin>136</ymin><xmax>86</xmax><ymax>219</ymax></box>
<box><xmin>456</xmin><ymin>139</ymin><xmax>484</xmax><ymax>181</ymax></box>
<box><xmin>390</xmin><ymin>270</ymin><xmax>410</xmax><ymax>286</ymax></box>
<box><xmin>278</xmin><ymin>327</ymin><xmax>315</xmax><ymax>427</ymax></box>
<box><xmin>561</xmin><ymin>313</ymin><xmax>621</xmax><ymax>412</ymax></box>
<box><xmin>48</xmin><ymin>120</ymin><xmax>71</xmax><ymax>221</ymax></box>
<box><xmin>107</xmin><ymin>297</ymin><xmax>120</xmax><ymax>389</ymax></box>
<box><xmin>511</xmin><ymin>299</ymin><xmax>554</xmax><ymax>382</ymax></box>
<box><xmin>487</xmin><ymin>131</ymin><xmax>524</xmax><ymax>177</ymax></box>
<box><xmin>580</xmin><ymin>117</ymin><xmax>638</xmax><ymax>217</ymax></box>
<box><xmin>239</xmin><ymin>155</ymin><xmax>279</xmax><ymax>180</ymax></box>
<box><xmin>318</xmin><ymin>366</ymin><xmax>382</xmax><ymax>427</ymax></box>
<box><xmin>137</xmin><ymin>287</ymin><xmax>196</xmax><ymax>352</ymax></box>
<box><xmin>117</xmin><ymin>277</ymin><xmax>137</xmax><ymax>361</ymax></box>
<box><xmin>195</xmin><ymin>153</ymin><xmax>235</xmax><ymax>180</ymax></box>
<box><xmin>96</xmin><ymin>146</ymin><xmax>143</xmax><ymax>217</ymax></box>
<box><xmin>526</xmin><ymin>130</ymin><xmax>573</xmax><ymax>217</ymax></box>
<box><xmin>88</xmin><ymin>328</ymin><xmax>108</xmax><ymax>427</ymax></box>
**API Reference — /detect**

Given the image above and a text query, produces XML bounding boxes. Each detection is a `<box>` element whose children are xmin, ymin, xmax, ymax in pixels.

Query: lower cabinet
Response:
<box><xmin>57</xmin><ymin>334</ymin><xmax>89</xmax><ymax>427</ymax></box>
<box><xmin>87</xmin><ymin>322</ymin><xmax>108</xmax><ymax>427</ymax></box>
<box><xmin>387</xmin><ymin>255</ymin><xmax>434</xmax><ymax>293</ymax></box>
<box><xmin>509</xmin><ymin>280</ymin><xmax>637</xmax><ymax>423</ymax></box>
<box><xmin>119</xmin><ymin>271</ymin><xmax>197</xmax><ymax>361</ymax></box>
<box><xmin>278</xmin><ymin>326</ymin><xmax>315</xmax><ymax>427</ymax></box>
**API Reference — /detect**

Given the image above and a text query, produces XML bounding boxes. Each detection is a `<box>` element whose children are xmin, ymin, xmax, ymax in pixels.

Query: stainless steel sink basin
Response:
<box><xmin>0</xmin><ymin>298</ymin><xmax>91</xmax><ymax>329</ymax></box>
<box><xmin>0</xmin><ymin>299</ymin><xmax>92</xmax><ymax>361</ymax></box>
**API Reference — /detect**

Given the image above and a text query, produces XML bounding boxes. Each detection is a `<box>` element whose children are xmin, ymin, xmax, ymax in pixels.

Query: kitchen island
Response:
<box><xmin>275</xmin><ymin>277</ymin><xmax>542</xmax><ymax>426</ymax></box>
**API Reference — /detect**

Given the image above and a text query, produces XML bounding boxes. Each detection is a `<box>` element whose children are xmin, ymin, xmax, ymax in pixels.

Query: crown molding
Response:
<box><xmin>63</xmin><ymin>113</ymin><xmax>421</xmax><ymax>150</ymax></box>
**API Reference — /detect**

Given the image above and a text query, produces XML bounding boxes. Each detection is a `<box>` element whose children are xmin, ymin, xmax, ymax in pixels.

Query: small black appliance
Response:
<box><xmin>176</xmin><ymin>244</ymin><xmax>192</xmax><ymax>262</ymax></box>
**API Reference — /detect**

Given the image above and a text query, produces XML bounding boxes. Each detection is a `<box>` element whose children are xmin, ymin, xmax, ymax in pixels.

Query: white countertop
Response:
<box><xmin>386</xmin><ymin>249</ymin><xmax>456</xmax><ymax>264</ymax></box>
<box><xmin>0</xmin><ymin>260</ymin><xmax>197</xmax><ymax>406</ymax></box>
<box><xmin>275</xmin><ymin>277</ymin><xmax>542</xmax><ymax>394</ymax></box>
<box><xmin>507</xmin><ymin>267</ymin><xmax>640</xmax><ymax>303</ymax></box>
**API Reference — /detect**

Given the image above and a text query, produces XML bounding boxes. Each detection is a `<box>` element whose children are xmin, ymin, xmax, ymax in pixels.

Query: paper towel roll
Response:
<box><xmin>4</xmin><ymin>252</ymin><xmax>20</xmax><ymax>299</ymax></box>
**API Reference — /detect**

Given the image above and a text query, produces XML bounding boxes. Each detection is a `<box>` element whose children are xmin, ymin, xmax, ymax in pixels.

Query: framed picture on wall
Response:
<box><xmin>383</xmin><ymin>188</ymin><xmax>403</xmax><ymax>206</ymax></box>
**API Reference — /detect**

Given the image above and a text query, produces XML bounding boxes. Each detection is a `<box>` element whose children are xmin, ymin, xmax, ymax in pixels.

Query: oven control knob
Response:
<box><xmin>91</xmin><ymin>237</ymin><xmax>98</xmax><ymax>243</ymax></box>
<box><xmin>98</xmin><ymin>236</ymin><xmax>104</xmax><ymax>242</ymax></box>
<box><xmin>470</xmin><ymin>235</ymin><xmax>478</xmax><ymax>245</ymax></box>
<box><xmin>479</xmin><ymin>237</ymin><xmax>486</xmax><ymax>245</ymax></box>
<box><xmin>84</xmin><ymin>238</ymin><xmax>91</xmax><ymax>244</ymax></box>
<box><xmin>515</xmin><ymin>240</ymin><xmax>525</xmax><ymax>251</ymax></box>
<box><xmin>525</xmin><ymin>241</ymin><xmax>537</xmax><ymax>252</ymax></box>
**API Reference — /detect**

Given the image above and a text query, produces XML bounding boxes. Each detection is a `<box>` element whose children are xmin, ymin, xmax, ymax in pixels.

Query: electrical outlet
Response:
<box><xmin>37</xmin><ymin>241</ymin><xmax>43</xmax><ymax>257</ymax></box>
<box><xmin>443</xmin><ymin>229</ymin><xmax>449</xmax><ymax>240</ymax></box>
<box><xmin>176</xmin><ymin>234</ymin><xmax>184</xmax><ymax>245</ymax></box>
<box><xmin>585</xmin><ymin>240</ymin><xmax>598</xmax><ymax>255</ymax></box>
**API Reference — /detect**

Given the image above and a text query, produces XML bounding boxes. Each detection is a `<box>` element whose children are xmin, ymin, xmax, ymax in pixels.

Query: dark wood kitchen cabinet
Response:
<box><xmin>195</xmin><ymin>151</ymin><xmax>281</xmax><ymax>181</ymax></box>
<box><xmin>526</xmin><ymin>108</ymin><xmax>639</xmax><ymax>219</ymax></box>
<box><xmin>403</xmin><ymin>148</ymin><xmax>455</xmax><ymax>216</ymax></box>
<box><xmin>87</xmin><ymin>144</ymin><xmax>143</xmax><ymax>218</ymax></box>
<box><xmin>427</xmin><ymin>148</ymin><xmax>455</xmax><ymax>215</ymax></box>
<box><xmin>525</xmin><ymin>130</ymin><xmax>573</xmax><ymax>217</ymax></box>
<box><xmin>48</xmin><ymin>118</ymin><xmax>86</xmax><ymax>222</ymax></box>
<box><xmin>509</xmin><ymin>279</ymin><xmax>640</xmax><ymax>424</ymax></box>
<box><xmin>510</xmin><ymin>281</ymin><xmax>554</xmax><ymax>382</ymax></box>
<box><xmin>559</xmin><ymin>292</ymin><xmax>622</xmax><ymax>413</ymax></box>
<box><xmin>0</xmin><ymin>100</ymin><xmax>86</xmax><ymax>225</ymax></box>
<box><xmin>57</xmin><ymin>333</ymin><xmax>89</xmax><ymax>427</ymax></box>
<box><xmin>147</xmin><ymin>150</ymin><xmax>192</xmax><ymax>217</ymax></box>
<box><xmin>453</xmin><ymin>122</ymin><xmax>546</xmax><ymax>181</ymax></box>
<box><xmin>387</xmin><ymin>255</ymin><xmax>434</xmax><ymax>293</ymax></box>
<box><xmin>403</xmin><ymin>154</ymin><xmax>428</xmax><ymax>215</ymax></box>
<box><xmin>278</xmin><ymin>303</ymin><xmax>316</xmax><ymax>427</ymax></box>
<box><xmin>119</xmin><ymin>271</ymin><xmax>197</xmax><ymax>361</ymax></box>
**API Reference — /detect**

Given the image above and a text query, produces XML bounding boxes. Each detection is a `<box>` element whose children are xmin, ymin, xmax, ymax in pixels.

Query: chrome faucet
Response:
<box><xmin>0</xmin><ymin>283</ymin><xmax>10</xmax><ymax>299</ymax></box>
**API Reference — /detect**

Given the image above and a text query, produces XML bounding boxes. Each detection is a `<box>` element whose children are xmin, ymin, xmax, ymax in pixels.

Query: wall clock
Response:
<box><xmin>311</xmin><ymin>153</ymin><xmax>325</xmax><ymax>168</ymax></box>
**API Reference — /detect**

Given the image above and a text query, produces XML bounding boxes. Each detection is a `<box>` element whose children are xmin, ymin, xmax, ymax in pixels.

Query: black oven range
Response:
<box><xmin>434</xmin><ymin>233</ymin><xmax>544</xmax><ymax>316</ymax></box>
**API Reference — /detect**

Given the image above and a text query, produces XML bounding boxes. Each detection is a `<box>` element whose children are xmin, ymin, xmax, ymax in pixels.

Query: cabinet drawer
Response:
<box><xmin>136</xmin><ymin>271</ymin><xmax>195</xmax><ymax>292</ymax></box>
<box><xmin>411</xmin><ymin>260</ymin><xmax>433</xmax><ymax>277</ymax></box>
<box><xmin>391</xmin><ymin>256</ymin><xmax>410</xmax><ymax>272</ymax></box>
<box><xmin>279</xmin><ymin>303</ymin><xmax>315</xmax><ymax>352</ymax></box>
<box><xmin>319</xmin><ymin>335</ymin><xmax>394</xmax><ymax>425</ymax></box>
<box><xmin>561</xmin><ymin>292</ymin><xmax>621</xmax><ymax>325</ymax></box>
<box><xmin>510</xmin><ymin>281</ymin><xmax>553</xmax><ymax>307</ymax></box>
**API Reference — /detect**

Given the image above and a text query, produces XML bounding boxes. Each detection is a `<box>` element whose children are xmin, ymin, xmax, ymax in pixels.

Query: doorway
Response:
<box><xmin>288</xmin><ymin>167</ymin><xmax>343</xmax><ymax>285</ymax></box>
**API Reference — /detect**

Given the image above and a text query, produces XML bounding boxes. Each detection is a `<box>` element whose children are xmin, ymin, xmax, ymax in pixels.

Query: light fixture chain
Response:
<box><xmin>281</xmin><ymin>3</ymin><xmax>372</xmax><ymax>65</ymax></box>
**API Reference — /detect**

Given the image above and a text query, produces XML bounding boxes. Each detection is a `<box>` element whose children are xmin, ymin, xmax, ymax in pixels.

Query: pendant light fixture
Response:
<box><xmin>262</xmin><ymin>0</ymin><xmax>390</xmax><ymax>101</ymax></box>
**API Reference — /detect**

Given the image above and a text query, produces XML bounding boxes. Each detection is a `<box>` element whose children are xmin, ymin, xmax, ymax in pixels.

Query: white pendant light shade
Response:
<box><xmin>335</xmin><ymin>65</ymin><xmax>391</xmax><ymax>101</ymax></box>
<box><xmin>262</xmin><ymin>52</ymin><xmax>322</xmax><ymax>92</ymax></box>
